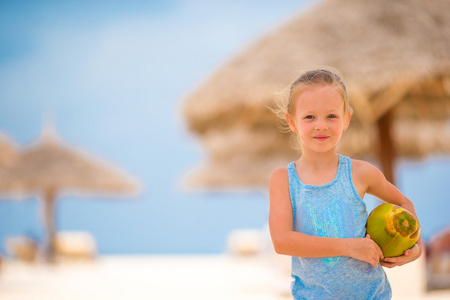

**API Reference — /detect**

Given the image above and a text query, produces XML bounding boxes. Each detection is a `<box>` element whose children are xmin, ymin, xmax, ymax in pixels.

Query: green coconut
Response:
<box><xmin>366</xmin><ymin>203</ymin><xmax>420</xmax><ymax>258</ymax></box>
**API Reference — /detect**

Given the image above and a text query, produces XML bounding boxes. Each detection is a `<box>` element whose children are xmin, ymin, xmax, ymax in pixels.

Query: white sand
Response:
<box><xmin>0</xmin><ymin>255</ymin><xmax>291</xmax><ymax>300</ymax></box>
<box><xmin>0</xmin><ymin>254</ymin><xmax>448</xmax><ymax>300</ymax></box>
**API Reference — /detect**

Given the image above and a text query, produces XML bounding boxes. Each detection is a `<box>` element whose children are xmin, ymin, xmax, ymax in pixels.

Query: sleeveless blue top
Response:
<box><xmin>287</xmin><ymin>155</ymin><xmax>391</xmax><ymax>299</ymax></box>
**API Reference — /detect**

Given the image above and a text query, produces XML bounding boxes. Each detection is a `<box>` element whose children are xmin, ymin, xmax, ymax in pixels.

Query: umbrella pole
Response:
<box><xmin>41</xmin><ymin>188</ymin><xmax>56</xmax><ymax>263</ymax></box>
<box><xmin>377</xmin><ymin>111</ymin><xmax>395</xmax><ymax>185</ymax></box>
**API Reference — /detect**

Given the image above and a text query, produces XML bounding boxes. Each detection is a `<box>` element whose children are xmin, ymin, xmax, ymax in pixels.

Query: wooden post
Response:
<box><xmin>376</xmin><ymin>111</ymin><xmax>395</xmax><ymax>185</ymax></box>
<box><xmin>42</xmin><ymin>188</ymin><xmax>56</xmax><ymax>263</ymax></box>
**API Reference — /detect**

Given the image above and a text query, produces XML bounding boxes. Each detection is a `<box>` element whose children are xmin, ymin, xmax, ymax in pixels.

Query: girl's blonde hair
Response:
<box><xmin>276</xmin><ymin>68</ymin><xmax>353</xmax><ymax>130</ymax></box>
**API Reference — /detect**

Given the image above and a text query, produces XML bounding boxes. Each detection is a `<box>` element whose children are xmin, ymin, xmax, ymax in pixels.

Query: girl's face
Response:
<box><xmin>286</xmin><ymin>84</ymin><xmax>351</xmax><ymax>155</ymax></box>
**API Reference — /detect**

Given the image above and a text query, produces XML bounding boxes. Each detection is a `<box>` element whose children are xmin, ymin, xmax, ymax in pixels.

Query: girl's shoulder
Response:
<box><xmin>269</xmin><ymin>167</ymin><xmax>291</xmax><ymax>206</ymax></box>
<box><xmin>269</xmin><ymin>167</ymin><xmax>290</xmax><ymax>191</ymax></box>
<box><xmin>350</xmin><ymin>158</ymin><xmax>375</xmax><ymax>172</ymax></box>
<box><xmin>350</xmin><ymin>158</ymin><xmax>386</xmax><ymax>185</ymax></box>
<box><xmin>270</xmin><ymin>167</ymin><xmax>289</xmax><ymax>183</ymax></box>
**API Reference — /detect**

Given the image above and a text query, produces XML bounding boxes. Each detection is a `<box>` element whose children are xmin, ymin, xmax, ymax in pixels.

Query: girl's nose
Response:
<box><xmin>314</xmin><ymin>119</ymin><xmax>328</xmax><ymax>130</ymax></box>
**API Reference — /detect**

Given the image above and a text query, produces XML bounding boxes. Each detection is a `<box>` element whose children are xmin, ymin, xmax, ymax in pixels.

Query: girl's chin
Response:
<box><xmin>301</xmin><ymin>146</ymin><xmax>338</xmax><ymax>155</ymax></box>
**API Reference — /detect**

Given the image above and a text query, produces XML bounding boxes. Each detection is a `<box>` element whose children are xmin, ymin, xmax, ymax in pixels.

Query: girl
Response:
<box><xmin>268</xmin><ymin>68</ymin><xmax>422</xmax><ymax>299</ymax></box>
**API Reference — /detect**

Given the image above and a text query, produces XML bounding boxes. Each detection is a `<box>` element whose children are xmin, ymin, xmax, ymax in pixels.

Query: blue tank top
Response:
<box><xmin>287</xmin><ymin>155</ymin><xmax>391</xmax><ymax>299</ymax></box>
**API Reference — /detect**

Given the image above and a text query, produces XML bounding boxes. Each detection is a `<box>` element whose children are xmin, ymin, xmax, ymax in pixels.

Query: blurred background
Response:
<box><xmin>0</xmin><ymin>0</ymin><xmax>449</xmax><ymax>299</ymax></box>
<box><xmin>0</xmin><ymin>0</ymin><xmax>302</xmax><ymax>256</ymax></box>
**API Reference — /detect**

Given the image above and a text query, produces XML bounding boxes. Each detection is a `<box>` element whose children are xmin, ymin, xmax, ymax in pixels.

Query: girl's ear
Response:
<box><xmin>343</xmin><ymin>111</ymin><xmax>352</xmax><ymax>131</ymax></box>
<box><xmin>285</xmin><ymin>112</ymin><xmax>297</xmax><ymax>133</ymax></box>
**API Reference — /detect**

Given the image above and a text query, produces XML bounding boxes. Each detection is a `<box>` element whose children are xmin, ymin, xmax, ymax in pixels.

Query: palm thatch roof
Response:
<box><xmin>183</xmin><ymin>0</ymin><xmax>450</xmax><ymax>188</ymax></box>
<box><xmin>0</xmin><ymin>131</ymin><xmax>19</xmax><ymax>167</ymax></box>
<box><xmin>0</xmin><ymin>132</ymin><xmax>139</xmax><ymax>196</ymax></box>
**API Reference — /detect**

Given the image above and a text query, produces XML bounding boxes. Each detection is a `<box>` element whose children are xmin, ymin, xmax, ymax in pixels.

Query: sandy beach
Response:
<box><xmin>1</xmin><ymin>254</ymin><xmax>449</xmax><ymax>300</ymax></box>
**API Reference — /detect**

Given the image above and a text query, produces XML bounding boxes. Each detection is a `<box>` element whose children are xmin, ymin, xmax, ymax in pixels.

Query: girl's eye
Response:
<box><xmin>305</xmin><ymin>115</ymin><xmax>314</xmax><ymax>119</ymax></box>
<box><xmin>328</xmin><ymin>114</ymin><xmax>337</xmax><ymax>119</ymax></box>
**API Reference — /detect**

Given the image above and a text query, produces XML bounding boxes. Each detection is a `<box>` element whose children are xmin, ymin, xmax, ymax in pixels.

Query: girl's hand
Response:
<box><xmin>380</xmin><ymin>243</ymin><xmax>421</xmax><ymax>268</ymax></box>
<box><xmin>348</xmin><ymin>234</ymin><xmax>384</xmax><ymax>268</ymax></box>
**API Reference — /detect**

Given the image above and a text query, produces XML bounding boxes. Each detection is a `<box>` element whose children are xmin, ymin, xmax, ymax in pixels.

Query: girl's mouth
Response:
<box><xmin>314</xmin><ymin>136</ymin><xmax>329</xmax><ymax>142</ymax></box>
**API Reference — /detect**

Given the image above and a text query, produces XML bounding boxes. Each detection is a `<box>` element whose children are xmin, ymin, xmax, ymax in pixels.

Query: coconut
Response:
<box><xmin>366</xmin><ymin>203</ymin><xmax>420</xmax><ymax>258</ymax></box>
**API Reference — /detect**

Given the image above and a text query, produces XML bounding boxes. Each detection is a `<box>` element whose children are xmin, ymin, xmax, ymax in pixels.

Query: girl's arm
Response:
<box><xmin>353</xmin><ymin>160</ymin><xmax>423</xmax><ymax>268</ymax></box>
<box><xmin>268</xmin><ymin>167</ymin><xmax>383</xmax><ymax>268</ymax></box>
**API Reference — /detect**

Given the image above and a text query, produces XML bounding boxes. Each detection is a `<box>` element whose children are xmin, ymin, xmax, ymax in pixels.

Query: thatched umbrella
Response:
<box><xmin>0</xmin><ymin>132</ymin><xmax>19</xmax><ymax>167</ymax></box>
<box><xmin>0</xmin><ymin>129</ymin><xmax>140</xmax><ymax>262</ymax></box>
<box><xmin>183</xmin><ymin>0</ymin><xmax>450</xmax><ymax>188</ymax></box>
<box><xmin>0</xmin><ymin>132</ymin><xmax>20</xmax><ymax>194</ymax></box>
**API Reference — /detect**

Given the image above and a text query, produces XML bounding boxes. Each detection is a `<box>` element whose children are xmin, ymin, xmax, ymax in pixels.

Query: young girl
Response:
<box><xmin>268</xmin><ymin>68</ymin><xmax>422</xmax><ymax>299</ymax></box>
